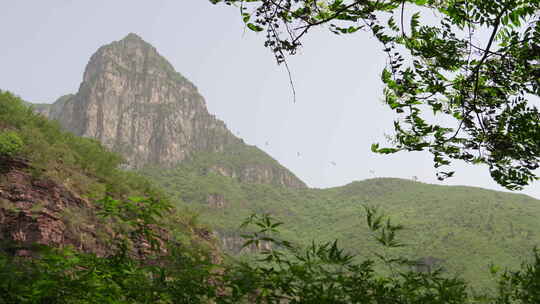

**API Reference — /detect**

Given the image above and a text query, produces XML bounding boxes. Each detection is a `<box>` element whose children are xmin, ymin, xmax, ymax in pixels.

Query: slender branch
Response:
<box><xmin>400</xmin><ymin>0</ymin><xmax>406</xmax><ymax>38</ymax></box>
<box><xmin>470</xmin><ymin>9</ymin><xmax>505</xmax><ymax>135</ymax></box>
<box><xmin>266</xmin><ymin>8</ymin><xmax>298</xmax><ymax>102</ymax></box>
<box><xmin>283</xmin><ymin>58</ymin><xmax>297</xmax><ymax>103</ymax></box>
<box><xmin>472</xmin><ymin>10</ymin><xmax>504</xmax><ymax>91</ymax></box>
<box><xmin>469</xmin><ymin>43</ymin><xmax>505</xmax><ymax>56</ymax></box>
<box><xmin>292</xmin><ymin>26</ymin><xmax>311</xmax><ymax>45</ymax></box>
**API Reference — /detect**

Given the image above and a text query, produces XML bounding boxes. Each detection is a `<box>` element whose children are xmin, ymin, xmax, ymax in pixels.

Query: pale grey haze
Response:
<box><xmin>1</xmin><ymin>1</ymin><xmax>538</xmax><ymax>198</ymax></box>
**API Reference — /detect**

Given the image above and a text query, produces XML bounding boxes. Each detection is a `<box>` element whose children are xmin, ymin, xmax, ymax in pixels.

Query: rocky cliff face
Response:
<box><xmin>214</xmin><ymin>231</ymin><xmax>271</xmax><ymax>254</ymax></box>
<box><xmin>0</xmin><ymin>158</ymin><xmax>108</xmax><ymax>256</ymax></box>
<box><xmin>0</xmin><ymin>157</ymin><xmax>219</xmax><ymax>259</ymax></box>
<box><xmin>36</xmin><ymin>33</ymin><xmax>305</xmax><ymax>189</ymax></box>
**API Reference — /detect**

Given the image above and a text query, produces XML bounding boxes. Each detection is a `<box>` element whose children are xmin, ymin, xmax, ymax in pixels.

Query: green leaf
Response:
<box><xmin>377</xmin><ymin>147</ymin><xmax>400</xmax><ymax>154</ymax></box>
<box><xmin>381</xmin><ymin>68</ymin><xmax>391</xmax><ymax>83</ymax></box>
<box><xmin>247</xmin><ymin>23</ymin><xmax>263</xmax><ymax>32</ymax></box>
<box><xmin>242</xmin><ymin>13</ymin><xmax>250</xmax><ymax>23</ymax></box>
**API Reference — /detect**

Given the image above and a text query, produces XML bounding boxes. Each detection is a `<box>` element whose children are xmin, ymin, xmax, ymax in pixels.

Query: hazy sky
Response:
<box><xmin>1</xmin><ymin>1</ymin><xmax>538</xmax><ymax>199</ymax></box>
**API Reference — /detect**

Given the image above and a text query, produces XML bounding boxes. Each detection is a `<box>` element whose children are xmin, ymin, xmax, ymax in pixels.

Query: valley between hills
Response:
<box><xmin>4</xmin><ymin>33</ymin><xmax>540</xmax><ymax>293</ymax></box>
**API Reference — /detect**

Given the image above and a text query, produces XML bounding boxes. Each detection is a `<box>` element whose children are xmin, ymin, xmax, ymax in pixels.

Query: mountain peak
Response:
<box><xmin>34</xmin><ymin>35</ymin><xmax>307</xmax><ymax>188</ymax></box>
<box><xmin>115</xmin><ymin>33</ymin><xmax>153</xmax><ymax>49</ymax></box>
<box><xmin>122</xmin><ymin>32</ymin><xmax>144</xmax><ymax>42</ymax></box>
<box><xmin>83</xmin><ymin>32</ymin><xmax>179</xmax><ymax>84</ymax></box>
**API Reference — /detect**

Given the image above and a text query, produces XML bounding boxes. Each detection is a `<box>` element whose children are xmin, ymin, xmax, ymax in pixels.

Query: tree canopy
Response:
<box><xmin>210</xmin><ymin>0</ymin><xmax>540</xmax><ymax>190</ymax></box>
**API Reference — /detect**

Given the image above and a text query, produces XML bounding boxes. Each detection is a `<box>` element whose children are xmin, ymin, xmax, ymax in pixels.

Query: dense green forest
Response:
<box><xmin>142</xmin><ymin>157</ymin><xmax>540</xmax><ymax>290</ymax></box>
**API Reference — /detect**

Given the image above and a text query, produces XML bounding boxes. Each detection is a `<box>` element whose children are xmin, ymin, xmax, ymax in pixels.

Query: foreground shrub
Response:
<box><xmin>0</xmin><ymin>131</ymin><xmax>23</xmax><ymax>157</ymax></box>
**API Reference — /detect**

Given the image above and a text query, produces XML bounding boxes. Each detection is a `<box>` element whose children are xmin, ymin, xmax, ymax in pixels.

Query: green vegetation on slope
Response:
<box><xmin>142</xmin><ymin>160</ymin><xmax>540</xmax><ymax>290</ymax></box>
<box><xmin>2</xmin><ymin>195</ymin><xmax>540</xmax><ymax>303</ymax></box>
<box><xmin>0</xmin><ymin>90</ymin><xmax>210</xmax><ymax>253</ymax></box>
<box><xmin>176</xmin><ymin>142</ymin><xmax>306</xmax><ymax>188</ymax></box>
<box><xmin>1</xmin><ymin>90</ymin><xmax>133</xmax><ymax>197</ymax></box>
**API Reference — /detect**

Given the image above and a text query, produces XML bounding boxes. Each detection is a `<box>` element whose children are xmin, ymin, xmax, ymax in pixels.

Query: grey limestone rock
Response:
<box><xmin>37</xmin><ymin>33</ymin><xmax>305</xmax><ymax>188</ymax></box>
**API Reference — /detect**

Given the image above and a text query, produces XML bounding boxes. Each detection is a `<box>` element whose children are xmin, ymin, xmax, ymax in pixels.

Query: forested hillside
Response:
<box><xmin>143</xmin><ymin>160</ymin><xmax>540</xmax><ymax>289</ymax></box>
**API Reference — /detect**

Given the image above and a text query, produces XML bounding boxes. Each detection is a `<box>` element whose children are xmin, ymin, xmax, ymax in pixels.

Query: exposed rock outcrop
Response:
<box><xmin>414</xmin><ymin>256</ymin><xmax>445</xmax><ymax>273</ymax></box>
<box><xmin>0</xmin><ymin>158</ymin><xmax>107</xmax><ymax>256</ymax></box>
<box><xmin>35</xmin><ymin>33</ymin><xmax>305</xmax><ymax>189</ymax></box>
<box><xmin>209</xmin><ymin>163</ymin><xmax>306</xmax><ymax>189</ymax></box>
<box><xmin>207</xmin><ymin>193</ymin><xmax>226</xmax><ymax>208</ymax></box>
<box><xmin>214</xmin><ymin>231</ymin><xmax>271</xmax><ymax>254</ymax></box>
<box><xmin>0</xmin><ymin>157</ymin><xmax>220</xmax><ymax>260</ymax></box>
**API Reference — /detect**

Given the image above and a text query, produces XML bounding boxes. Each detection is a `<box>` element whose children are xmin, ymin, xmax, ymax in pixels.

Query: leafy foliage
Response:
<box><xmin>0</xmin><ymin>131</ymin><xmax>23</xmax><ymax>157</ymax></box>
<box><xmin>0</xmin><ymin>217</ymin><xmax>219</xmax><ymax>304</ymax></box>
<box><xmin>495</xmin><ymin>249</ymin><xmax>540</xmax><ymax>303</ymax></box>
<box><xmin>210</xmin><ymin>0</ymin><xmax>540</xmax><ymax>190</ymax></box>
<box><xmin>233</xmin><ymin>211</ymin><xmax>471</xmax><ymax>304</ymax></box>
<box><xmin>96</xmin><ymin>196</ymin><xmax>173</xmax><ymax>252</ymax></box>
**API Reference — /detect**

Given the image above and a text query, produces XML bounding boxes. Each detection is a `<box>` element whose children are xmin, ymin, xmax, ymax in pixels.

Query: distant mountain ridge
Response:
<box><xmin>34</xmin><ymin>33</ymin><xmax>306</xmax><ymax>189</ymax></box>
